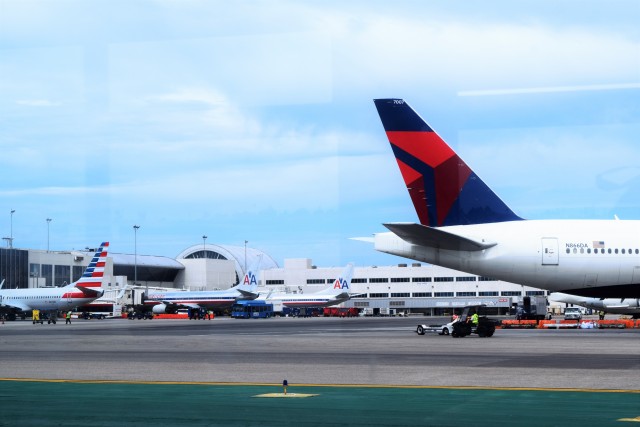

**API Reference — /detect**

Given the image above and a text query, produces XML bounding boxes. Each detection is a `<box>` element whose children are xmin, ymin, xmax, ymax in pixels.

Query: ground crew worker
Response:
<box><xmin>283</xmin><ymin>379</ymin><xmax>288</xmax><ymax>395</ymax></box>
<box><xmin>470</xmin><ymin>312</ymin><xmax>479</xmax><ymax>326</ymax></box>
<box><xmin>32</xmin><ymin>309</ymin><xmax>39</xmax><ymax>324</ymax></box>
<box><xmin>598</xmin><ymin>311</ymin><xmax>605</xmax><ymax>320</ymax></box>
<box><xmin>65</xmin><ymin>310</ymin><xmax>72</xmax><ymax>324</ymax></box>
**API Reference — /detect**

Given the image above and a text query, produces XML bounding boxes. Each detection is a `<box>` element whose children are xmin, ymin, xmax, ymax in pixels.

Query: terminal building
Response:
<box><xmin>0</xmin><ymin>242</ymin><xmax>551</xmax><ymax>315</ymax></box>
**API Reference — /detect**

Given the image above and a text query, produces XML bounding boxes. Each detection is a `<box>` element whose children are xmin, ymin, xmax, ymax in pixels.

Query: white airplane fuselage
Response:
<box><xmin>550</xmin><ymin>292</ymin><xmax>640</xmax><ymax>316</ymax></box>
<box><xmin>0</xmin><ymin>286</ymin><xmax>100</xmax><ymax>312</ymax></box>
<box><xmin>375</xmin><ymin>219</ymin><xmax>640</xmax><ymax>298</ymax></box>
<box><xmin>262</xmin><ymin>293</ymin><xmax>349</xmax><ymax>308</ymax></box>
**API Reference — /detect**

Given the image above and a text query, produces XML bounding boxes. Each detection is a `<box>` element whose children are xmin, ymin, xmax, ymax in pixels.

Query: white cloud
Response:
<box><xmin>318</xmin><ymin>9</ymin><xmax>640</xmax><ymax>96</ymax></box>
<box><xmin>107</xmin><ymin>31</ymin><xmax>332</xmax><ymax>109</ymax></box>
<box><xmin>108</xmin><ymin>156</ymin><xmax>342</xmax><ymax>214</ymax></box>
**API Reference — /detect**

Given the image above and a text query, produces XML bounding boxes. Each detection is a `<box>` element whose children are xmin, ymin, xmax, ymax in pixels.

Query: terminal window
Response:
<box><xmin>412</xmin><ymin>292</ymin><xmax>432</xmax><ymax>297</ymax></box>
<box><xmin>501</xmin><ymin>291</ymin><xmax>522</xmax><ymax>296</ymax></box>
<box><xmin>526</xmin><ymin>291</ymin><xmax>545</xmax><ymax>296</ymax></box>
<box><xmin>434</xmin><ymin>277</ymin><xmax>454</xmax><ymax>282</ymax></box>
<box><xmin>72</xmin><ymin>266</ymin><xmax>84</xmax><ymax>282</ymax></box>
<box><xmin>369</xmin><ymin>293</ymin><xmax>389</xmax><ymax>298</ymax></box>
<box><xmin>434</xmin><ymin>292</ymin><xmax>454</xmax><ymax>297</ymax></box>
<box><xmin>456</xmin><ymin>292</ymin><xmax>477</xmax><ymax>297</ymax></box>
<box><xmin>390</xmin><ymin>292</ymin><xmax>410</xmax><ymax>298</ymax></box>
<box><xmin>412</xmin><ymin>277</ymin><xmax>432</xmax><ymax>282</ymax></box>
<box><xmin>41</xmin><ymin>264</ymin><xmax>52</xmax><ymax>286</ymax></box>
<box><xmin>54</xmin><ymin>265</ymin><xmax>71</xmax><ymax>286</ymax></box>
<box><xmin>369</xmin><ymin>278</ymin><xmax>389</xmax><ymax>283</ymax></box>
<box><xmin>351</xmin><ymin>278</ymin><xmax>367</xmax><ymax>283</ymax></box>
<box><xmin>455</xmin><ymin>277</ymin><xmax>476</xmax><ymax>282</ymax></box>
<box><xmin>390</xmin><ymin>277</ymin><xmax>410</xmax><ymax>283</ymax></box>
<box><xmin>479</xmin><ymin>291</ymin><xmax>499</xmax><ymax>296</ymax></box>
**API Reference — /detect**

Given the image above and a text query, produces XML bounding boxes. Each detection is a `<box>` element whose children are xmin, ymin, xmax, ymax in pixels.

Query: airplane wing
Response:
<box><xmin>236</xmin><ymin>287</ymin><xmax>258</xmax><ymax>298</ymax></box>
<box><xmin>0</xmin><ymin>300</ymin><xmax>31</xmax><ymax>312</ymax></box>
<box><xmin>383</xmin><ymin>223</ymin><xmax>496</xmax><ymax>252</ymax></box>
<box><xmin>333</xmin><ymin>292</ymin><xmax>351</xmax><ymax>300</ymax></box>
<box><xmin>349</xmin><ymin>292</ymin><xmax>367</xmax><ymax>298</ymax></box>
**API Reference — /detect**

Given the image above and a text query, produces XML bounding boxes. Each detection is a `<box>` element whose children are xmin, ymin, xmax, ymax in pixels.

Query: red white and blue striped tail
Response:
<box><xmin>74</xmin><ymin>242</ymin><xmax>109</xmax><ymax>289</ymax></box>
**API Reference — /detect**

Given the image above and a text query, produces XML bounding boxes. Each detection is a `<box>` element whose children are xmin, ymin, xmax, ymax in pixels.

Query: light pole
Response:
<box><xmin>10</xmin><ymin>209</ymin><xmax>14</xmax><ymax>248</ymax></box>
<box><xmin>133</xmin><ymin>225</ymin><xmax>140</xmax><ymax>287</ymax></box>
<box><xmin>202</xmin><ymin>235</ymin><xmax>207</xmax><ymax>256</ymax></box>
<box><xmin>46</xmin><ymin>218</ymin><xmax>52</xmax><ymax>252</ymax></box>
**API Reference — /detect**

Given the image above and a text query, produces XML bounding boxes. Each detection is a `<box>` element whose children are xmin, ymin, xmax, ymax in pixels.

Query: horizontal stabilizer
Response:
<box><xmin>349</xmin><ymin>237</ymin><xmax>375</xmax><ymax>243</ymax></box>
<box><xmin>76</xmin><ymin>286</ymin><xmax>104</xmax><ymax>298</ymax></box>
<box><xmin>383</xmin><ymin>223</ymin><xmax>496</xmax><ymax>252</ymax></box>
<box><xmin>236</xmin><ymin>288</ymin><xmax>258</xmax><ymax>298</ymax></box>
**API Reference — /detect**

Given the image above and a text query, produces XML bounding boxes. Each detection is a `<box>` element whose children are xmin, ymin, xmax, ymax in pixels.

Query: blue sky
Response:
<box><xmin>1</xmin><ymin>1</ymin><xmax>640</xmax><ymax>267</ymax></box>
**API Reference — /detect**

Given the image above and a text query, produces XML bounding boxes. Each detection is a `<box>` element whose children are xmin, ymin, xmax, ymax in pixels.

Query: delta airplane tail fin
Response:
<box><xmin>373</xmin><ymin>98</ymin><xmax>522</xmax><ymax>227</ymax></box>
<box><xmin>73</xmin><ymin>242</ymin><xmax>109</xmax><ymax>296</ymax></box>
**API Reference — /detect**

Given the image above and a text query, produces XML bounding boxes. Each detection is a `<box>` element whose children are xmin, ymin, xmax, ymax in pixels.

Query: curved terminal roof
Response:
<box><xmin>176</xmin><ymin>243</ymin><xmax>279</xmax><ymax>283</ymax></box>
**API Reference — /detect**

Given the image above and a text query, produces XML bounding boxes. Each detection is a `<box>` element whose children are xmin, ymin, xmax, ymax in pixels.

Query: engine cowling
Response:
<box><xmin>152</xmin><ymin>304</ymin><xmax>169</xmax><ymax>314</ymax></box>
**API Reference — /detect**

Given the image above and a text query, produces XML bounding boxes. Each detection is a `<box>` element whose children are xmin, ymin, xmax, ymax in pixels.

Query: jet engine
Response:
<box><xmin>151</xmin><ymin>304</ymin><xmax>177</xmax><ymax>314</ymax></box>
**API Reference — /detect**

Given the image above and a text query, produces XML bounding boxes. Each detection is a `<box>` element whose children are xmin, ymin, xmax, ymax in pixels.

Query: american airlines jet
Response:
<box><xmin>145</xmin><ymin>258</ymin><xmax>262</xmax><ymax>314</ymax></box>
<box><xmin>259</xmin><ymin>263</ymin><xmax>354</xmax><ymax>308</ymax></box>
<box><xmin>373</xmin><ymin>98</ymin><xmax>640</xmax><ymax>299</ymax></box>
<box><xmin>550</xmin><ymin>292</ymin><xmax>640</xmax><ymax>318</ymax></box>
<box><xmin>0</xmin><ymin>242</ymin><xmax>109</xmax><ymax>321</ymax></box>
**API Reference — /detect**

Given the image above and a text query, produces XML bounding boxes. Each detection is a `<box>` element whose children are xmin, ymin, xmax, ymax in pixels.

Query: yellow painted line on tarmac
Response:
<box><xmin>254</xmin><ymin>393</ymin><xmax>318</xmax><ymax>398</ymax></box>
<box><xmin>0</xmin><ymin>378</ymin><xmax>638</xmax><ymax>394</ymax></box>
<box><xmin>618</xmin><ymin>416</ymin><xmax>640</xmax><ymax>422</ymax></box>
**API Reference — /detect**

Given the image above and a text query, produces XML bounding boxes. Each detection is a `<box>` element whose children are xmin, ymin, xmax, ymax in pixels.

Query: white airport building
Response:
<box><xmin>0</xmin><ymin>241</ymin><xmax>555</xmax><ymax>315</ymax></box>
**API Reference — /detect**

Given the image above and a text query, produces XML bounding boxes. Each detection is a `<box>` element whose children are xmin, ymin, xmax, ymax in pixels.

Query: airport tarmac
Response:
<box><xmin>0</xmin><ymin>316</ymin><xmax>638</xmax><ymax>390</ymax></box>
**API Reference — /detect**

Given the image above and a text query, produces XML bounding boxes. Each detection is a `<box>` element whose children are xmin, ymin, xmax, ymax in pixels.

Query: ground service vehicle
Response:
<box><xmin>231</xmin><ymin>300</ymin><xmax>274</xmax><ymax>319</ymax></box>
<box><xmin>511</xmin><ymin>296</ymin><xmax>551</xmax><ymax>321</ymax></box>
<box><xmin>416</xmin><ymin>305</ymin><xmax>498</xmax><ymax>338</ymax></box>
<box><xmin>323</xmin><ymin>307</ymin><xmax>360</xmax><ymax>317</ymax></box>
<box><xmin>564</xmin><ymin>307</ymin><xmax>583</xmax><ymax>320</ymax></box>
<box><xmin>416</xmin><ymin>318</ymin><xmax>456</xmax><ymax>336</ymax></box>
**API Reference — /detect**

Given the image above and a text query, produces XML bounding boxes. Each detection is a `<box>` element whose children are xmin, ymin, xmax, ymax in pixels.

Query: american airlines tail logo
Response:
<box><xmin>333</xmin><ymin>278</ymin><xmax>349</xmax><ymax>290</ymax></box>
<box><xmin>243</xmin><ymin>272</ymin><xmax>257</xmax><ymax>286</ymax></box>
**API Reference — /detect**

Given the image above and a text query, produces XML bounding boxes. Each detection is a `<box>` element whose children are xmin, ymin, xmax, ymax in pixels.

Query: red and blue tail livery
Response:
<box><xmin>373</xmin><ymin>98</ymin><xmax>521</xmax><ymax>227</ymax></box>
<box><xmin>371</xmin><ymin>98</ymin><xmax>640</xmax><ymax>299</ymax></box>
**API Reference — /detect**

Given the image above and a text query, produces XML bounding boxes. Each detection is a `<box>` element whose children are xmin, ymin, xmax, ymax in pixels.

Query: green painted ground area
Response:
<box><xmin>0</xmin><ymin>380</ymin><xmax>638</xmax><ymax>427</ymax></box>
